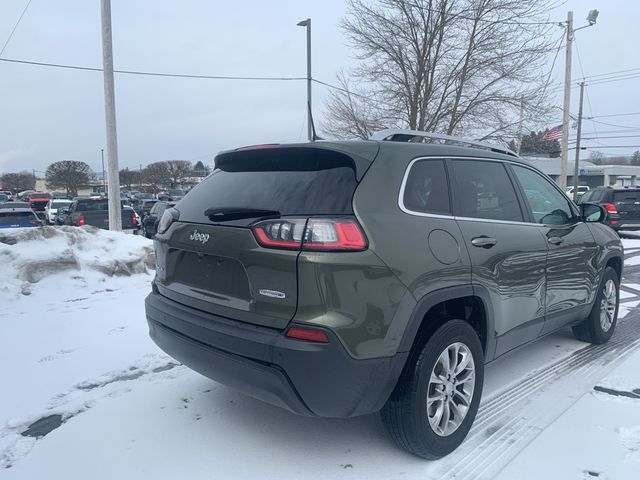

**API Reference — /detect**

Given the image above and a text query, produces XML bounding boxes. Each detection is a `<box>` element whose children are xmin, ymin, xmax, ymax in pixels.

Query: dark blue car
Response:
<box><xmin>0</xmin><ymin>206</ymin><xmax>41</xmax><ymax>229</ymax></box>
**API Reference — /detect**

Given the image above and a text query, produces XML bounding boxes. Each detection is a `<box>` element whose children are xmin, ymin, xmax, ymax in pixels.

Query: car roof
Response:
<box><xmin>0</xmin><ymin>207</ymin><xmax>33</xmax><ymax>213</ymax></box>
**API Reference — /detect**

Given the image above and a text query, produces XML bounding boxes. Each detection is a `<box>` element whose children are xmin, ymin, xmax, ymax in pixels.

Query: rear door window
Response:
<box><xmin>449</xmin><ymin>160</ymin><xmax>523</xmax><ymax>222</ymax></box>
<box><xmin>402</xmin><ymin>159</ymin><xmax>450</xmax><ymax>215</ymax></box>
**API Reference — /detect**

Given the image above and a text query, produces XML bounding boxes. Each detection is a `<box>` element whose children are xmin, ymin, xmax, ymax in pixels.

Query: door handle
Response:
<box><xmin>471</xmin><ymin>236</ymin><xmax>497</xmax><ymax>248</ymax></box>
<box><xmin>548</xmin><ymin>236</ymin><xmax>563</xmax><ymax>245</ymax></box>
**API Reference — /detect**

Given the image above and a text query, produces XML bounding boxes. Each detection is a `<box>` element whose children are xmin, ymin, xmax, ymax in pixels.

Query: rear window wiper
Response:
<box><xmin>204</xmin><ymin>207</ymin><xmax>281</xmax><ymax>222</ymax></box>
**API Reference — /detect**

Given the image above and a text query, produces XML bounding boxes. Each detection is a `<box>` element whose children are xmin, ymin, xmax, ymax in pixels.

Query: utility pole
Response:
<box><xmin>560</xmin><ymin>11</ymin><xmax>573</xmax><ymax>190</ymax></box>
<box><xmin>297</xmin><ymin>18</ymin><xmax>312</xmax><ymax>141</ymax></box>
<box><xmin>572</xmin><ymin>81</ymin><xmax>585</xmax><ymax>202</ymax></box>
<box><xmin>100</xmin><ymin>0</ymin><xmax>122</xmax><ymax>230</ymax></box>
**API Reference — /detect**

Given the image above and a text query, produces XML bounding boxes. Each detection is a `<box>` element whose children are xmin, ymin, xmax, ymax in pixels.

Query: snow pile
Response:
<box><xmin>0</xmin><ymin>226</ymin><xmax>154</xmax><ymax>298</ymax></box>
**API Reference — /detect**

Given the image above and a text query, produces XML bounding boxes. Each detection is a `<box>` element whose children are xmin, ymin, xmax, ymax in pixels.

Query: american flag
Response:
<box><xmin>542</xmin><ymin>124</ymin><xmax>563</xmax><ymax>141</ymax></box>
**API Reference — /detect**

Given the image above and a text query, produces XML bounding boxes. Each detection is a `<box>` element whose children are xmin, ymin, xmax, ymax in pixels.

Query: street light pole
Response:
<box><xmin>100</xmin><ymin>0</ymin><xmax>122</xmax><ymax>230</ymax></box>
<box><xmin>559</xmin><ymin>9</ymin><xmax>599</xmax><ymax>190</ymax></box>
<box><xmin>297</xmin><ymin>18</ymin><xmax>312</xmax><ymax>142</ymax></box>
<box><xmin>572</xmin><ymin>81</ymin><xmax>585</xmax><ymax>202</ymax></box>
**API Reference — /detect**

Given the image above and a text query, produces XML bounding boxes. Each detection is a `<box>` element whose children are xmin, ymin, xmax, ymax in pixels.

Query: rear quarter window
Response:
<box><xmin>402</xmin><ymin>159</ymin><xmax>450</xmax><ymax>215</ymax></box>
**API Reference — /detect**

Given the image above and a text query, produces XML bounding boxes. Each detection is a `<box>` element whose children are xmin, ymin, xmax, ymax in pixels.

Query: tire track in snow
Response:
<box><xmin>431</xmin><ymin>308</ymin><xmax>640</xmax><ymax>480</ymax></box>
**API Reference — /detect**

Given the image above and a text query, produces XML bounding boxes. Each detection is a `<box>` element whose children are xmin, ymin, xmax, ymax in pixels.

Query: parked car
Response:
<box><xmin>50</xmin><ymin>191</ymin><xmax>69</xmax><ymax>199</ymax></box>
<box><xmin>64</xmin><ymin>198</ymin><xmax>138</xmax><ymax>231</ymax></box>
<box><xmin>566</xmin><ymin>185</ymin><xmax>590</xmax><ymax>199</ymax></box>
<box><xmin>157</xmin><ymin>189</ymin><xmax>185</xmax><ymax>202</ymax></box>
<box><xmin>44</xmin><ymin>199</ymin><xmax>73</xmax><ymax>224</ymax></box>
<box><xmin>144</xmin><ymin>131</ymin><xmax>623</xmax><ymax>459</ymax></box>
<box><xmin>54</xmin><ymin>205</ymin><xmax>71</xmax><ymax>225</ymax></box>
<box><xmin>27</xmin><ymin>192</ymin><xmax>52</xmax><ymax>211</ymax></box>
<box><xmin>578</xmin><ymin>186</ymin><xmax>640</xmax><ymax>231</ymax></box>
<box><xmin>130</xmin><ymin>192</ymin><xmax>154</xmax><ymax>209</ymax></box>
<box><xmin>0</xmin><ymin>206</ymin><xmax>41</xmax><ymax>229</ymax></box>
<box><xmin>0</xmin><ymin>190</ymin><xmax>13</xmax><ymax>201</ymax></box>
<box><xmin>137</xmin><ymin>199</ymin><xmax>158</xmax><ymax>220</ymax></box>
<box><xmin>18</xmin><ymin>190</ymin><xmax>36</xmax><ymax>202</ymax></box>
<box><xmin>141</xmin><ymin>201</ymin><xmax>175</xmax><ymax>238</ymax></box>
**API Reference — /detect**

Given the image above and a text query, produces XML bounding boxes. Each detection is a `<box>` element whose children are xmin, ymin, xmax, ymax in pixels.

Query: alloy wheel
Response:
<box><xmin>427</xmin><ymin>342</ymin><xmax>475</xmax><ymax>437</ymax></box>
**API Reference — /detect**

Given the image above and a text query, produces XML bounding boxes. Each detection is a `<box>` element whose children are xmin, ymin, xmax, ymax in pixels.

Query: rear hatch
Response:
<box><xmin>75</xmin><ymin>199</ymin><xmax>138</xmax><ymax>229</ymax></box>
<box><xmin>155</xmin><ymin>143</ymin><xmax>377</xmax><ymax>329</ymax></box>
<box><xmin>613</xmin><ymin>190</ymin><xmax>640</xmax><ymax>223</ymax></box>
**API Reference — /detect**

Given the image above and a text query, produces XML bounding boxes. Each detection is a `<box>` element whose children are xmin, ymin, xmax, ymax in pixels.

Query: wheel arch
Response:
<box><xmin>398</xmin><ymin>285</ymin><xmax>497</xmax><ymax>363</ymax></box>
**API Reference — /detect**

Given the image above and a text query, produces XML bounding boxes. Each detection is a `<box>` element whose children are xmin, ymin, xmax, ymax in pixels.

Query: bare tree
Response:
<box><xmin>142</xmin><ymin>162</ymin><xmax>171</xmax><ymax>193</ymax></box>
<box><xmin>119</xmin><ymin>168</ymin><xmax>142</xmax><ymax>189</ymax></box>
<box><xmin>0</xmin><ymin>171</ymin><xmax>36</xmax><ymax>193</ymax></box>
<box><xmin>324</xmin><ymin>0</ymin><xmax>557</xmax><ymax>142</ymax></box>
<box><xmin>165</xmin><ymin>160</ymin><xmax>193</xmax><ymax>188</ymax></box>
<box><xmin>45</xmin><ymin>161</ymin><xmax>92</xmax><ymax>197</ymax></box>
<box><xmin>589</xmin><ymin>150</ymin><xmax>604</xmax><ymax>165</ymax></box>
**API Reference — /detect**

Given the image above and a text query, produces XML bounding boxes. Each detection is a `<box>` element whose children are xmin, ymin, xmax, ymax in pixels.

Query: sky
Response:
<box><xmin>0</xmin><ymin>0</ymin><xmax>639</xmax><ymax>175</ymax></box>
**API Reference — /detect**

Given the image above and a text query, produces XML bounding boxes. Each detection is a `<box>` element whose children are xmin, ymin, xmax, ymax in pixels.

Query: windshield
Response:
<box><xmin>51</xmin><ymin>201</ymin><xmax>70</xmax><ymax>208</ymax></box>
<box><xmin>0</xmin><ymin>211</ymin><xmax>35</xmax><ymax>223</ymax></box>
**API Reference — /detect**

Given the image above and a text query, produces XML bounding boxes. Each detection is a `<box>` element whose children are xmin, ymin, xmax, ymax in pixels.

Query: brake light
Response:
<box><xmin>252</xmin><ymin>217</ymin><xmax>368</xmax><ymax>251</ymax></box>
<box><xmin>78</xmin><ymin>215</ymin><xmax>85</xmax><ymax>226</ymax></box>
<box><xmin>604</xmin><ymin>203</ymin><xmax>618</xmax><ymax>214</ymax></box>
<box><xmin>303</xmin><ymin>218</ymin><xmax>367</xmax><ymax>251</ymax></box>
<box><xmin>132</xmin><ymin>212</ymin><xmax>138</xmax><ymax>225</ymax></box>
<box><xmin>285</xmin><ymin>326</ymin><xmax>330</xmax><ymax>343</ymax></box>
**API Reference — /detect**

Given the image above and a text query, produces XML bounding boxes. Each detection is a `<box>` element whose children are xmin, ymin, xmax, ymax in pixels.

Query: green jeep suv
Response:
<box><xmin>145</xmin><ymin>130</ymin><xmax>623</xmax><ymax>459</ymax></box>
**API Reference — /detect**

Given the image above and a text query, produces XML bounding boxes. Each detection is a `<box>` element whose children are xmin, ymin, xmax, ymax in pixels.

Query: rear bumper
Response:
<box><xmin>145</xmin><ymin>290</ymin><xmax>407</xmax><ymax>417</ymax></box>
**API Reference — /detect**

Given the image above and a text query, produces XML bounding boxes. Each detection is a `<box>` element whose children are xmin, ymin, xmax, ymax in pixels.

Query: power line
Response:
<box><xmin>312</xmin><ymin>78</ymin><xmax>368</xmax><ymax>99</ymax></box>
<box><xmin>0</xmin><ymin>0</ymin><xmax>33</xmax><ymax>57</ymax></box>
<box><xmin>592</xmin><ymin>112</ymin><xmax>640</xmax><ymax>119</ymax></box>
<box><xmin>588</xmin><ymin>119</ymin><xmax>640</xmax><ymax>130</ymax></box>
<box><xmin>0</xmin><ymin>57</ymin><xmax>306</xmax><ymax>81</ymax></box>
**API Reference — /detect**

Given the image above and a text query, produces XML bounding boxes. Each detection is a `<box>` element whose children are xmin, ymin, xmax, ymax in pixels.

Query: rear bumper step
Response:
<box><xmin>145</xmin><ymin>290</ymin><xmax>407</xmax><ymax>417</ymax></box>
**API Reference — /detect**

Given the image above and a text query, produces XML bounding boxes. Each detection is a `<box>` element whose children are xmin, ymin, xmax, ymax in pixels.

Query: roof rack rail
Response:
<box><xmin>370</xmin><ymin>129</ymin><xmax>518</xmax><ymax>158</ymax></box>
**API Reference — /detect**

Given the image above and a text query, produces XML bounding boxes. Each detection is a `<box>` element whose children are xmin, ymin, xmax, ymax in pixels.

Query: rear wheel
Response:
<box><xmin>572</xmin><ymin>266</ymin><xmax>619</xmax><ymax>344</ymax></box>
<box><xmin>381</xmin><ymin>319</ymin><xmax>484</xmax><ymax>459</ymax></box>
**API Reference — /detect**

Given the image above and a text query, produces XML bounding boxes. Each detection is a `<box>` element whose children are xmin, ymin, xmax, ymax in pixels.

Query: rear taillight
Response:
<box><xmin>252</xmin><ymin>219</ymin><xmax>306</xmax><ymax>249</ymax></box>
<box><xmin>78</xmin><ymin>215</ymin><xmax>85</xmax><ymax>226</ymax></box>
<box><xmin>157</xmin><ymin>208</ymin><xmax>179</xmax><ymax>234</ymax></box>
<box><xmin>303</xmin><ymin>218</ymin><xmax>367</xmax><ymax>251</ymax></box>
<box><xmin>132</xmin><ymin>212</ymin><xmax>138</xmax><ymax>225</ymax></box>
<box><xmin>604</xmin><ymin>203</ymin><xmax>618</xmax><ymax>214</ymax></box>
<box><xmin>285</xmin><ymin>325</ymin><xmax>330</xmax><ymax>343</ymax></box>
<box><xmin>252</xmin><ymin>217</ymin><xmax>368</xmax><ymax>252</ymax></box>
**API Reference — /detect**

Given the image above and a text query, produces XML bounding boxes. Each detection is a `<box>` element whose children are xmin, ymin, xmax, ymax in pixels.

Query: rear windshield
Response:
<box><xmin>614</xmin><ymin>191</ymin><xmax>640</xmax><ymax>202</ymax></box>
<box><xmin>76</xmin><ymin>200</ymin><xmax>108</xmax><ymax>211</ymax></box>
<box><xmin>30</xmin><ymin>194</ymin><xmax>50</xmax><ymax>199</ymax></box>
<box><xmin>178</xmin><ymin>148</ymin><xmax>359</xmax><ymax>224</ymax></box>
<box><xmin>51</xmin><ymin>201</ymin><xmax>70</xmax><ymax>208</ymax></box>
<box><xmin>0</xmin><ymin>211</ymin><xmax>35</xmax><ymax>222</ymax></box>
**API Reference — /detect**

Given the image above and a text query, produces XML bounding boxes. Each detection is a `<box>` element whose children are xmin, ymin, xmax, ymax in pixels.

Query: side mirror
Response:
<box><xmin>581</xmin><ymin>203</ymin><xmax>606</xmax><ymax>223</ymax></box>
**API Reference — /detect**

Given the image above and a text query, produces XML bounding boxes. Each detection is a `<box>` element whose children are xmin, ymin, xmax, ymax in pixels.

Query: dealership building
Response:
<box><xmin>523</xmin><ymin>156</ymin><xmax>640</xmax><ymax>189</ymax></box>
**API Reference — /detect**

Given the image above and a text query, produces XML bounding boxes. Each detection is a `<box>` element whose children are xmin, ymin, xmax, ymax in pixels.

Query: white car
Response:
<box><xmin>565</xmin><ymin>185</ymin><xmax>590</xmax><ymax>198</ymax></box>
<box><xmin>44</xmin><ymin>199</ymin><xmax>72</xmax><ymax>224</ymax></box>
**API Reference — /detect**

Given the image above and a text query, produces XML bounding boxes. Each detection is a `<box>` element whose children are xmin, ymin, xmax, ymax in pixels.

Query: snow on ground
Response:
<box><xmin>0</xmin><ymin>229</ymin><xmax>639</xmax><ymax>479</ymax></box>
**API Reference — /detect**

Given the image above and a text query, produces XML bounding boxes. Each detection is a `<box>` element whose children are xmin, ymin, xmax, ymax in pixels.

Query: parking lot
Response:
<box><xmin>0</xmin><ymin>228</ymin><xmax>639</xmax><ymax>479</ymax></box>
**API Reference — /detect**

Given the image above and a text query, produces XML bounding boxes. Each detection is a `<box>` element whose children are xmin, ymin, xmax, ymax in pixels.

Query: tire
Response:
<box><xmin>572</xmin><ymin>266</ymin><xmax>619</xmax><ymax>344</ymax></box>
<box><xmin>381</xmin><ymin>319</ymin><xmax>484</xmax><ymax>459</ymax></box>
